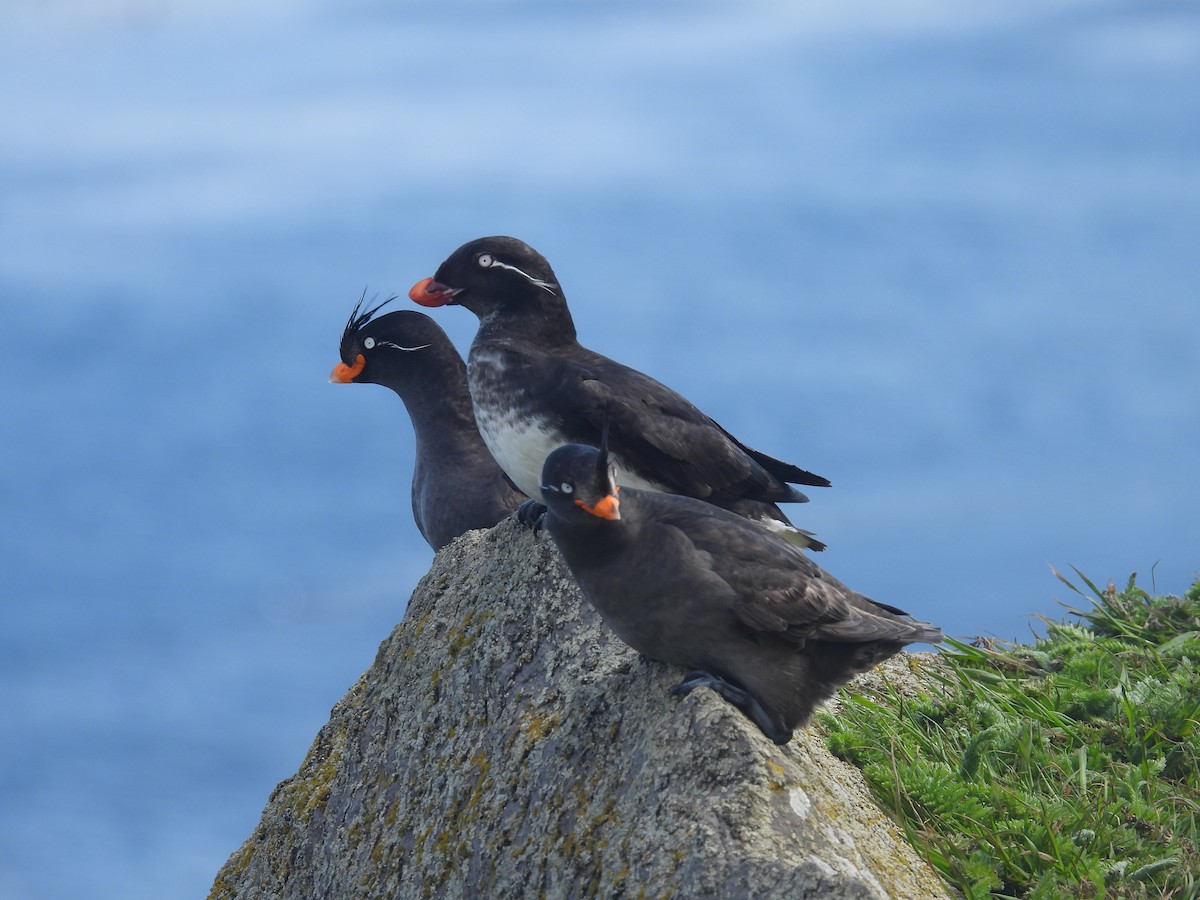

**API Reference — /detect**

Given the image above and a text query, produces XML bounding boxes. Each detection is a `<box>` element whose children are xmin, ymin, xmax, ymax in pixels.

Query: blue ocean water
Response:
<box><xmin>2</xmin><ymin>2</ymin><xmax>1197</xmax><ymax>896</ymax></box>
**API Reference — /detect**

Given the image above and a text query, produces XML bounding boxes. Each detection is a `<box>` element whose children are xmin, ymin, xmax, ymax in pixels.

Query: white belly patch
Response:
<box><xmin>469</xmin><ymin>344</ymin><xmax>670</xmax><ymax>500</ymax></box>
<box><xmin>474</xmin><ymin>407</ymin><xmax>567</xmax><ymax>500</ymax></box>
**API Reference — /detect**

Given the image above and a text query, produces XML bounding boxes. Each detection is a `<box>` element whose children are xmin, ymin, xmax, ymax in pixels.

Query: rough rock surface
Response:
<box><xmin>211</xmin><ymin>520</ymin><xmax>951</xmax><ymax>899</ymax></box>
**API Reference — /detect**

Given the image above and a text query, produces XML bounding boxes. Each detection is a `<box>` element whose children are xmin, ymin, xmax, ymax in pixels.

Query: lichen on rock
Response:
<box><xmin>210</xmin><ymin>520</ymin><xmax>950</xmax><ymax>899</ymax></box>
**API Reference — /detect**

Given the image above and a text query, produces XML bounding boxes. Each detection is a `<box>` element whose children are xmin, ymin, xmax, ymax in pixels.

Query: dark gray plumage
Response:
<box><xmin>533</xmin><ymin>442</ymin><xmax>942</xmax><ymax>744</ymax></box>
<box><xmin>331</xmin><ymin>297</ymin><xmax>526</xmax><ymax>551</ymax></box>
<box><xmin>409</xmin><ymin>235</ymin><xmax>828</xmax><ymax>550</ymax></box>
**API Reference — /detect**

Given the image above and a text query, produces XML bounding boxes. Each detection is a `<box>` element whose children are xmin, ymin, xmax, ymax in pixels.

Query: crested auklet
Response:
<box><xmin>331</xmin><ymin>296</ymin><xmax>526</xmax><ymax>551</ymax></box>
<box><xmin>409</xmin><ymin>236</ymin><xmax>830</xmax><ymax>549</ymax></box>
<box><xmin>532</xmin><ymin>440</ymin><xmax>942</xmax><ymax>744</ymax></box>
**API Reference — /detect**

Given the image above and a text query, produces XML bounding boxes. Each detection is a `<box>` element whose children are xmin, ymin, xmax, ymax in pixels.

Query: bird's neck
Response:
<box><xmin>406</xmin><ymin>394</ymin><xmax>479</xmax><ymax>453</ymax></box>
<box><xmin>392</xmin><ymin>364</ymin><xmax>479</xmax><ymax>448</ymax></box>
<box><xmin>551</xmin><ymin>514</ymin><xmax>636</xmax><ymax>568</ymax></box>
<box><xmin>475</xmin><ymin>304</ymin><xmax>577</xmax><ymax>349</ymax></box>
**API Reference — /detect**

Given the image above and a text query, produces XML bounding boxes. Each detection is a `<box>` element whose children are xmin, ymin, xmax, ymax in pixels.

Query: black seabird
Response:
<box><xmin>330</xmin><ymin>296</ymin><xmax>526</xmax><ymax>551</ymax></box>
<box><xmin>533</xmin><ymin>440</ymin><xmax>942</xmax><ymax>744</ymax></box>
<box><xmin>409</xmin><ymin>235</ymin><xmax>830</xmax><ymax>549</ymax></box>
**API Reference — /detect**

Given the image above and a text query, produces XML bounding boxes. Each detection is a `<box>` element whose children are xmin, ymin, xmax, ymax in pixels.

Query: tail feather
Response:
<box><xmin>814</xmin><ymin>614</ymin><xmax>942</xmax><ymax>645</ymax></box>
<box><xmin>726</xmin><ymin>499</ymin><xmax>827</xmax><ymax>551</ymax></box>
<box><xmin>744</xmin><ymin>446</ymin><xmax>831</xmax><ymax>489</ymax></box>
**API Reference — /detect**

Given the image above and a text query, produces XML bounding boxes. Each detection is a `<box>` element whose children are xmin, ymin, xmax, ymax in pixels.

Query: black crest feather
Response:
<box><xmin>339</xmin><ymin>290</ymin><xmax>399</xmax><ymax>361</ymax></box>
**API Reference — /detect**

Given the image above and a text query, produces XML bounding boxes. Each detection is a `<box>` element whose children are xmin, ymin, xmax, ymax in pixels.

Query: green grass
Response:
<box><xmin>819</xmin><ymin>570</ymin><xmax>1200</xmax><ymax>898</ymax></box>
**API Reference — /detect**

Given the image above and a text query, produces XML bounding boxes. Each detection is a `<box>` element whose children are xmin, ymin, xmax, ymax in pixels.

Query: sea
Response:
<box><xmin>1</xmin><ymin>1</ymin><xmax>1197</xmax><ymax>896</ymax></box>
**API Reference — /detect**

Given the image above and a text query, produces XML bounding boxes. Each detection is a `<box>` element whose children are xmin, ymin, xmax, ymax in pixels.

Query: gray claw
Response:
<box><xmin>515</xmin><ymin>500</ymin><xmax>548</xmax><ymax>533</ymax></box>
<box><xmin>671</xmin><ymin>669</ymin><xmax>792</xmax><ymax>745</ymax></box>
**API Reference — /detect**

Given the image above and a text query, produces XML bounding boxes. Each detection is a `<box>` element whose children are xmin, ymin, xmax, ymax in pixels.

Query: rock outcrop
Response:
<box><xmin>211</xmin><ymin>520</ymin><xmax>950</xmax><ymax>899</ymax></box>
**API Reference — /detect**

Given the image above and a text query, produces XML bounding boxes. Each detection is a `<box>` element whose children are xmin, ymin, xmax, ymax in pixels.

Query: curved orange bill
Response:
<box><xmin>575</xmin><ymin>492</ymin><xmax>620</xmax><ymax>521</ymax></box>
<box><xmin>409</xmin><ymin>277</ymin><xmax>460</xmax><ymax>308</ymax></box>
<box><xmin>329</xmin><ymin>354</ymin><xmax>366</xmax><ymax>384</ymax></box>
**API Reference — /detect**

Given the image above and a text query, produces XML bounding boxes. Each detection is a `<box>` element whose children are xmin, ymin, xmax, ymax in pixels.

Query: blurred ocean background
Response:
<box><xmin>1</xmin><ymin>0</ymin><xmax>1197</xmax><ymax>896</ymax></box>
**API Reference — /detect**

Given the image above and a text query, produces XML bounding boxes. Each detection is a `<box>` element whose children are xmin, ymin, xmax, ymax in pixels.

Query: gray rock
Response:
<box><xmin>211</xmin><ymin>520</ymin><xmax>951</xmax><ymax>899</ymax></box>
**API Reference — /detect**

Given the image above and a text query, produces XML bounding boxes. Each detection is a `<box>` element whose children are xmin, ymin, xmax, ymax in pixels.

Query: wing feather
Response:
<box><xmin>644</xmin><ymin>496</ymin><xmax>933</xmax><ymax>645</ymax></box>
<box><xmin>554</xmin><ymin>354</ymin><xmax>784</xmax><ymax>503</ymax></box>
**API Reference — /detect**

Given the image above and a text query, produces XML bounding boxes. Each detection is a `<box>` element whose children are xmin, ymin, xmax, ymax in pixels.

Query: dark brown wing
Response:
<box><xmin>552</xmin><ymin>350</ymin><xmax>814</xmax><ymax>505</ymax></box>
<box><xmin>645</xmin><ymin>495</ymin><xmax>938</xmax><ymax>645</ymax></box>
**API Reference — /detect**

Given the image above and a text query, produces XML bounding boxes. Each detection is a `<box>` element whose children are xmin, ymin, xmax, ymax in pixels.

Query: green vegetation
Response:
<box><xmin>820</xmin><ymin>570</ymin><xmax>1200</xmax><ymax>898</ymax></box>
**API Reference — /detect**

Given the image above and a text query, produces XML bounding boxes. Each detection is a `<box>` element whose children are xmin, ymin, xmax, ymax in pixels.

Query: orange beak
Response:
<box><xmin>409</xmin><ymin>277</ymin><xmax>460</xmax><ymax>308</ymax></box>
<box><xmin>575</xmin><ymin>490</ymin><xmax>620</xmax><ymax>521</ymax></box>
<box><xmin>329</xmin><ymin>354</ymin><xmax>366</xmax><ymax>384</ymax></box>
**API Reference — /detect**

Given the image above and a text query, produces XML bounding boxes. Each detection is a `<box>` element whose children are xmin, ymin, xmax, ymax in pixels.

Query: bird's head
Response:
<box><xmin>409</xmin><ymin>236</ymin><xmax>571</xmax><ymax>336</ymax></box>
<box><xmin>539</xmin><ymin>443</ymin><xmax>621</xmax><ymax>524</ymax></box>
<box><xmin>329</xmin><ymin>295</ymin><xmax>446</xmax><ymax>386</ymax></box>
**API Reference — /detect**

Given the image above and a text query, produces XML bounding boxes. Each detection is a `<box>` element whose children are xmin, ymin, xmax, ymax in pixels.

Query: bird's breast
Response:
<box><xmin>468</xmin><ymin>346</ymin><xmax>565</xmax><ymax>500</ymax></box>
<box><xmin>468</xmin><ymin>343</ymin><xmax>672</xmax><ymax>499</ymax></box>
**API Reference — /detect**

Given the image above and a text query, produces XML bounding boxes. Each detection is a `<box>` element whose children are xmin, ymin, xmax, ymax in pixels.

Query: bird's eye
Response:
<box><xmin>477</xmin><ymin>253</ymin><xmax>494</xmax><ymax>268</ymax></box>
<box><xmin>363</xmin><ymin>337</ymin><xmax>376</xmax><ymax>350</ymax></box>
<box><xmin>561</xmin><ymin>482</ymin><xmax>573</xmax><ymax>494</ymax></box>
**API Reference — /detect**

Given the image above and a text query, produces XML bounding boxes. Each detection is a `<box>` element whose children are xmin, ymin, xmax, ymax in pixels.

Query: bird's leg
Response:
<box><xmin>671</xmin><ymin>670</ymin><xmax>792</xmax><ymax>745</ymax></box>
<box><xmin>514</xmin><ymin>500</ymin><xmax>548</xmax><ymax>533</ymax></box>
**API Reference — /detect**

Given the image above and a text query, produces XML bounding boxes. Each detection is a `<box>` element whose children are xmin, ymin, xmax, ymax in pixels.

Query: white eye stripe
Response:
<box><xmin>476</xmin><ymin>254</ymin><xmax>558</xmax><ymax>295</ymax></box>
<box><xmin>364</xmin><ymin>339</ymin><xmax>432</xmax><ymax>352</ymax></box>
<box><xmin>383</xmin><ymin>341</ymin><xmax>431</xmax><ymax>351</ymax></box>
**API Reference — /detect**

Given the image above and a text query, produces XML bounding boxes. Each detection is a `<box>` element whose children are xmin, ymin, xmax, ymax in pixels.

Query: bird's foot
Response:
<box><xmin>671</xmin><ymin>670</ymin><xmax>792</xmax><ymax>745</ymax></box>
<box><xmin>515</xmin><ymin>500</ymin><xmax>548</xmax><ymax>534</ymax></box>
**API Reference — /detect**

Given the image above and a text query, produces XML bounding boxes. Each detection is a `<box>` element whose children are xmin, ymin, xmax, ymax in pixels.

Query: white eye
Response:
<box><xmin>363</xmin><ymin>337</ymin><xmax>376</xmax><ymax>349</ymax></box>
<box><xmin>560</xmin><ymin>482</ymin><xmax>573</xmax><ymax>494</ymax></box>
<box><xmin>477</xmin><ymin>253</ymin><xmax>494</xmax><ymax>268</ymax></box>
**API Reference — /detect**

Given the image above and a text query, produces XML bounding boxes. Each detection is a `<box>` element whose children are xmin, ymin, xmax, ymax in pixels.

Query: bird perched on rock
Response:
<box><xmin>409</xmin><ymin>236</ymin><xmax>829</xmax><ymax>550</ymax></box>
<box><xmin>331</xmin><ymin>296</ymin><xmax>526</xmax><ymax>551</ymax></box>
<box><xmin>531</xmin><ymin>438</ymin><xmax>942</xmax><ymax>744</ymax></box>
